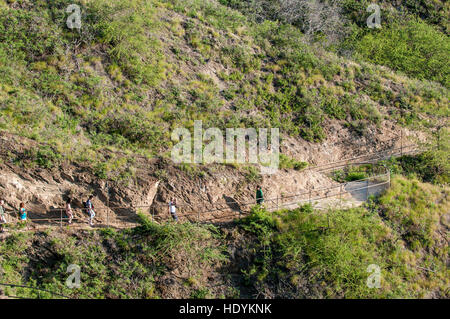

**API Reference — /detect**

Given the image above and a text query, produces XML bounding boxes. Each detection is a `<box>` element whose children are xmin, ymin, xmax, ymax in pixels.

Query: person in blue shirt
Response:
<box><xmin>0</xmin><ymin>200</ymin><xmax>6</xmax><ymax>233</ymax></box>
<box><xmin>85</xmin><ymin>195</ymin><xmax>95</xmax><ymax>226</ymax></box>
<box><xmin>19</xmin><ymin>203</ymin><xmax>27</xmax><ymax>221</ymax></box>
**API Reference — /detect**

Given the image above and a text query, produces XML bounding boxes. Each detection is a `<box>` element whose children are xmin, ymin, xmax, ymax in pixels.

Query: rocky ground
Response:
<box><xmin>0</xmin><ymin>118</ymin><xmax>423</xmax><ymax>229</ymax></box>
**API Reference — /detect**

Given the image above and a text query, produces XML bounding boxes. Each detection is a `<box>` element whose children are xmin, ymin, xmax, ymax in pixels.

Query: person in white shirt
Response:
<box><xmin>0</xmin><ymin>200</ymin><xmax>6</xmax><ymax>233</ymax></box>
<box><xmin>66</xmin><ymin>198</ymin><xmax>74</xmax><ymax>224</ymax></box>
<box><xmin>168</xmin><ymin>198</ymin><xmax>179</xmax><ymax>222</ymax></box>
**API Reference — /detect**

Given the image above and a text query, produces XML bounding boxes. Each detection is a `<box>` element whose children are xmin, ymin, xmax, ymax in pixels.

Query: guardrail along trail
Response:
<box><xmin>0</xmin><ymin>143</ymin><xmax>421</xmax><ymax>231</ymax></box>
<box><xmin>0</xmin><ymin>282</ymin><xmax>69</xmax><ymax>299</ymax></box>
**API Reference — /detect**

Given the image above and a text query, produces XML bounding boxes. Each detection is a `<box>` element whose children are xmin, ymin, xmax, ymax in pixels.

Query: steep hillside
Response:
<box><xmin>0</xmin><ymin>175</ymin><xmax>448</xmax><ymax>299</ymax></box>
<box><xmin>0</xmin><ymin>0</ymin><xmax>448</xmax><ymax>300</ymax></box>
<box><xmin>0</xmin><ymin>0</ymin><xmax>447</xmax><ymax>182</ymax></box>
<box><xmin>220</xmin><ymin>0</ymin><xmax>450</xmax><ymax>86</ymax></box>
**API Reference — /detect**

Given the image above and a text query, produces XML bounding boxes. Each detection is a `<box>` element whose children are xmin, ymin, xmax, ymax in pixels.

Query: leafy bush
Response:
<box><xmin>345</xmin><ymin>171</ymin><xmax>367</xmax><ymax>182</ymax></box>
<box><xmin>244</xmin><ymin>165</ymin><xmax>262</xmax><ymax>183</ymax></box>
<box><xmin>36</xmin><ymin>146</ymin><xmax>62</xmax><ymax>169</ymax></box>
<box><xmin>377</xmin><ymin>175</ymin><xmax>448</xmax><ymax>251</ymax></box>
<box><xmin>279</xmin><ymin>154</ymin><xmax>308</xmax><ymax>171</ymax></box>
<box><xmin>332</xmin><ymin>164</ymin><xmax>372</xmax><ymax>182</ymax></box>
<box><xmin>355</xmin><ymin>19</ymin><xmax>449</xmax><ymax>87</ymax></box>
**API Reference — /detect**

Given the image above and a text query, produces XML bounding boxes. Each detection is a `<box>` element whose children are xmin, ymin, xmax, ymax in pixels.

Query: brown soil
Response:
<box><xmin>0</xmin><ymin>115</ymin><xmax>424</xmax><ymax>228</ymax></box>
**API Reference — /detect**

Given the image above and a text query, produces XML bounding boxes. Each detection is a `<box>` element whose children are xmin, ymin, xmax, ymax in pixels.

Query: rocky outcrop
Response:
<box><xmin>0</xmin><ymin>122</ymin><xmax>422</xmax><ymax>227</ymax></box>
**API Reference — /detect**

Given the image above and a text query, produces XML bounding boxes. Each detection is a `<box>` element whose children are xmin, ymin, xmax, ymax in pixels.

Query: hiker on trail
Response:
<box><xmin>19</xmin><ymin>203</ymin><xmax>27</xmax><ymax>222</ymax></box>
<box><xmin>66</xmin><ymin>198</ymin><xmax>74</xmax><ymax>224</ymax></box>
<box><xmin>0</xmin><ymin>200</ymin><xmax>6</xmax><ymax>233</ymax></box>
<box><xmin>85</xmin><ymin>195</ymin><xmax>95</xmax><ymax>226</ymax></box>
<box><xmin>168</xmin><ymin>198</ymin><xmax>179</xmax><ymax>222</ymax></box>
<box><xmin>256</xmin><ymin>186</ymin><xmax>264</xmax><ymax>205</ymax></box>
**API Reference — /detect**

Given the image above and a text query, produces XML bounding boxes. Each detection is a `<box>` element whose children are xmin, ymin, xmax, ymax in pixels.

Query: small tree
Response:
<box><xmin>278</xmin><ymin>0</ymin><xmax>349</xmax><ymax>45</ymax></box>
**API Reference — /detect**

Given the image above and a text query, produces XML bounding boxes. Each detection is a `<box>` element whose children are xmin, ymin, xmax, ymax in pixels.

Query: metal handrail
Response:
<box><xmin>0</xmin><ymin>282</ymin><xmax>69</xmax><ymax>299</ymax></box>
<box><xmin>1</xmin><ymin>169</ymin><xmax>390</xmax><ymax>227</ymax></box>
<box><xmin>1</xmin><ymin>143</ymin><xmax>406</xmax><ymax>228</ymax></box>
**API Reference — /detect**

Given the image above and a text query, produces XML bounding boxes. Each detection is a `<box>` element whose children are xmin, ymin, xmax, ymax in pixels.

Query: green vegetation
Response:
<box><xmin>1</xmin><ymin>175</ymin><xmax>447</xmax><ymax>299</ymax></box>
<box><xmin>383</xmin><ymin>153</ymin><xmax>449</xmax><ymax>185</ymax></box>
<box><xmin>353</xmin><ymin>18</ymin><xmax>449</xmax><ymax>87</ymax></box>
<box><xmin>382</xmin><ymin>128</ymin><xmax>450</xmax><ymax>184</ymax></box>
<box><xmin>279</xmin><ymin>154</ymin><xmax>308</xmax><ymax>171</ymax></box>
<box><xmin>375</xmin><ymin>176</ymin><xmax>448</xmax><ymax>252</ymax></box>
<box><xmin>237</xmin><ymin>175</ymin><xmax>448</xmax><ymax>298</ymax></box>
<box><xmin>340</xmin><ymin>0</ymin><xmax>449</xmax><ymax>87</ymax></box>
<box><xmin>0</xmin><ymin>0</ymin><xmax>448</xmax><ymax>300</ymax></box>
<box><xmin>331</xmin><ymin>164</ymin><xmax>373</xmax><ymax>182</ymax></box>
<box><xmin>0</xmin><ymin>215</ymin><xmax>229</xmax><ymax>299</ymax></box>
<box><xmin>221</xmin><ymin>0</ymin><xmax>450</xmax><ymax>87</ymax></box>
<box><xmin>0</xmin><ymin>0</ymin><xmax>448</xmax><ymax>183</ymax></box>
<box><xmin>243</xmin><ymin>165</ymin><xmax>262</xmax><ymax>184</ymax></box>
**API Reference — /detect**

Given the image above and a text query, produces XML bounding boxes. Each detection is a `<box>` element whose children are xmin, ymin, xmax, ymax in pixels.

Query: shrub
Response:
<box><xmin>36</xmin><ymin>146</ymin><xmax>62</xmax><ymax>169</ymax></box>
<box><xmin>355</xmin><ymin>19</ymin><xmax>449</xmax><ymax>87</ymax></box>
<box><xmin>279</xmin><ymin>154</ymin><xmax>308</xmax><ymax>171</ymax></box>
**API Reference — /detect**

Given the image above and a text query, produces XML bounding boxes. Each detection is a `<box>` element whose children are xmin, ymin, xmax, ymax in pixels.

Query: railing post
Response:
<box><xmin>400</xmin><ymin>128</ymin><xmax>403</xmax><ymax>157</ymax></box>
<box><xmin>106</xmin><ymin>181</ymin><xmax>110</xmax><ymax>228</ymax></box>
<box><xmin>388</xmin><ymin>170</ymin><xmax>391</xmax><ymax>188</ymax></box>
<box><xmin>366</xmin><ymin>178</ymin><xmax>369</xmax><ymax>201</ymax></box>
<box><xmin>60</xmin><ymin>209</ymin><xmax>63</xmax><ymax>228</ymax></box>
<box><xmin>309</xmin><ymin>189</ymin><xmax>312</xmax><ymax>205</ymax></box>
<box><xmin>437</xmin><ymin>126</ymin><xmax>441</xmax><ymax>151</ymax></box>
<box><xmin>151</xmin><ymin>206</ymin><xmax>154</xmax><ymax>223</ymax></box>
<box><xmin>339</xmin><ymin>184</ymin><xmax>343</xmax><ymax>207</ymax></box>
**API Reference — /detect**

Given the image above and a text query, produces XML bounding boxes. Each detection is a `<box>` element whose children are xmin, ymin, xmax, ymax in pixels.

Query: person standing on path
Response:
<box><xmin>256</xmin><ymin>186</ymin><xmax>264</xmax><ymax>205</ymax></box>
<box><xmin>66</xmin><ymin>198</ymin><xmax>74</xmax><ymax>224</ymax></box>
<box><xmin>19</xmin><ymin>203</ymin><xmax>27</xmax><ymax>222</ymax></box>
<box><xmin>168</xmin><ymin>198</ymin><xmax>179</xmax><ymax>222</ymax></box>
<box><xmin>86</xmin><ymin>195</ymin><xmax>95</xmax><ymax>226</ymax></box>
<box><xmin>0</xmin><ymin>200</ymin><xmax>6</xmax><ymax>233</ymax></box>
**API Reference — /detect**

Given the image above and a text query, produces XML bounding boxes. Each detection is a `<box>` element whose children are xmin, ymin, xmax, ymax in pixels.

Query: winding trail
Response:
<box><xmin>0</xmin><ymin>144</ymin><xmax>420</xmax><ymax>235</ymax></box>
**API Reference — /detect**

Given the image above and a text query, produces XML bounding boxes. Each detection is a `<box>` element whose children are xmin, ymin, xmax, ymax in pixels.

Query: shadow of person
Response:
<box><xmin>223</xmin><ymin>195</ymin><xmax>241</xmax><ymax>213</ymax></box>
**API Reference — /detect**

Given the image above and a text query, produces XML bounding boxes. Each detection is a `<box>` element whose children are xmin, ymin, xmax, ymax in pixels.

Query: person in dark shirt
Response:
<box><xmin>256</xmin><ymin>186</ymin><xmax>264</xmax><ymax>205</ymax></box>
<box><xmin>86</xmin><ymin>195</ymin><xmax>95</xmax><ymax>226</ymax></box>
